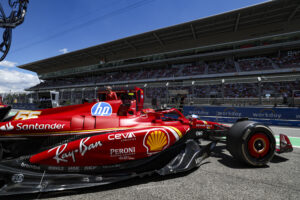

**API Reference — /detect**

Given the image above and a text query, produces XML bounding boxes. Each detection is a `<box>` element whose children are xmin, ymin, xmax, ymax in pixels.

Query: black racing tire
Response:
<box><xmin>227</xmin><ymin>121</ymin><xmax>276</xmax><ymax>167</ymax></box>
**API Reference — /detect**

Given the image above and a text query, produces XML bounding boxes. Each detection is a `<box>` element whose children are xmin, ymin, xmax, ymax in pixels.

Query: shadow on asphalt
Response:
<box><xmin>211</xmin><ymin>145</ymin><xmax>256</xmax><ymax>169</ymax></box>
<box><xmin>213</xmin><ymin>144</ymin><xmax>289</xmax><ymax>168</ymax></box>
<box><xmin>270</xmin><ymin>154</ymin><xmax>289</xmax><ymax>163</ymax></box>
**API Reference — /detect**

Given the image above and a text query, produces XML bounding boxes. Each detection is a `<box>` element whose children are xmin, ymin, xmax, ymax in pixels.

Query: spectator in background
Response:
<box><xmin>151</xmin><ymin>98</ymin><xmax>157</xmax><ymax>110</ymax></box>
<box><xmin>106</xmin><ymin>86</ymin><xmax>118</xmax><ymax>100</ymax></box>
<box><xmin>282</xmin><ymin>90</ymin><xmax>288</xmax><ymax>105</ymax></box>
<box><xmin>179</xmin><ymin>95</ymin><xmax>185</xmax><ymax>112</ymax></box>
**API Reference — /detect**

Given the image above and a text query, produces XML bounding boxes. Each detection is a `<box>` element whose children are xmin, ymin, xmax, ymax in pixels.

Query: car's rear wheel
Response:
<box><xmin>227</xmin><ymin>121</ymin><xmax>276</xmax><ymax>167</ymax></box>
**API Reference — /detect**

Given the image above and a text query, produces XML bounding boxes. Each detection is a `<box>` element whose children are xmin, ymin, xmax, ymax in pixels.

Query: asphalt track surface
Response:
<box><xmin>3</xmin><ymin>124</ymin><xmax>299</xmax><ymax>200</ymax></box>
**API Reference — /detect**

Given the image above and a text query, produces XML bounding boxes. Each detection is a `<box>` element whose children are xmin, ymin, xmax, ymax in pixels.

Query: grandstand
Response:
<box><xmin>18</xmin><ymin>0</ymin><xmax>300</xmax><ymax>107</ymax></box>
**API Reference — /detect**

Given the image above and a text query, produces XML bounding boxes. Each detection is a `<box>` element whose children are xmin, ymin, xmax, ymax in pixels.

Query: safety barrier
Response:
<box><xmin>184</xmin><ymin>106</ymin><xmax>300</xmax><ymax>127</ymax></box>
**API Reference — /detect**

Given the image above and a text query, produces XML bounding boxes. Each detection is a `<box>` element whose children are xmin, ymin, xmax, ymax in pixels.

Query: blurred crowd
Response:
<box><xmin>144</xmin><ymin>81</ymin><xmax>300</xmax><ymax>99</ymax></box>
<box><xmin>29</xmin><ymin>51</ymin><xmax>300</xmax><ymax>100</ymax></box>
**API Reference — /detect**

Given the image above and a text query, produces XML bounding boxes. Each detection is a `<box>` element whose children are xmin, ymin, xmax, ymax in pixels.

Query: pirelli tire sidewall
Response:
<box><xmin>227</xmin><ymin>121</ymin><xmax>276</xmax><ymax>167</ymax></box>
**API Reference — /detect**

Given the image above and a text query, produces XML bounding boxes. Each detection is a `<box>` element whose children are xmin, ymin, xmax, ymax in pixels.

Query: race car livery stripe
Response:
<box><xmin>51</xmin><ymin>127</ymin><xmax>130</xmax><ymax>134</ymax></box>
<box><xmin>203</xmin><ymin>120</ymin><xmax>211</xmax><ymax>129</ymax></box>
<box><xmin>48</xmin><ymin>126</ymin><xmax>171</xmax><ymax>135</ymax></box>
<box><xmin>1</xmin><ymin>127</ymin><xmax>133</xmax><ymax>137</ymax></box>
<box><xmin>1</xmin><ymin>125</ymin><xmax>184</xmax><ymax>137</ymax></box>
<box><xmin>170</xmin><ymin>126</ymin><xmax>183</xmax><ymax>138</ymax></box>
<box><xmin>163</xmin><ymin>126</ymin><xmax>180</xmax><ymax>141</ymax></box>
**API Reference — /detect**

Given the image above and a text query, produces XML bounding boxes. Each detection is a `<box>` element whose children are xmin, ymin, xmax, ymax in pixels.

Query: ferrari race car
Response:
<box><xmin>0</xmin><ymin>93</ymin><xmax>293</xmax><ymax>196</ymax></box>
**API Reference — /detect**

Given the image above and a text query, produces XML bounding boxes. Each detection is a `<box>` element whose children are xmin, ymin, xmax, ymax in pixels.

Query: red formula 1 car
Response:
<box><xmin>0</xmin><ymin>90</ymin><xmax>293</xmax><ymax>196</ymax></box>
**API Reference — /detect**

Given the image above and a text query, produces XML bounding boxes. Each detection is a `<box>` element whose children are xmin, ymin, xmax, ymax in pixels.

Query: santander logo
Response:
<box><xmin>0</xmin><ymin>122</ymin><xmax>14</xmax><ymax>131</ymax></box>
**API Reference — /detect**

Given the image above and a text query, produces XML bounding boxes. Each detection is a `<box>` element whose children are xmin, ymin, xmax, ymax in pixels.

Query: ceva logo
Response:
<box><xmin>0</xmin><ymin>122</ymin><xmax>14</xmax><ymax>131</ymax></box>
<box><xmin>91</xmin><ymin>102</ymin><xmax>112</xmax><ymax>116</ymax></box>
<box><xmin>108</xmin><ymin>132</ymin><xmax>136</xmax><ymax>141</ymax></box>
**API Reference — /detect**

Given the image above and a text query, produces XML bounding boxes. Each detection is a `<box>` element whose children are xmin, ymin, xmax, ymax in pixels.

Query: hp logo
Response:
<box><xmin>91</xmin><ymin>102</ymin><xmax>112</xmax><ymax>116</ymax></box>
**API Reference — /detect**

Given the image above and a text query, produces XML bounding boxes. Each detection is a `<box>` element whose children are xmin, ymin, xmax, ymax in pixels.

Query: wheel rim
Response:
<box><xmin>247</xmin><ymin>133</ymin><xmax>270</xmax><ymax>158</ymax></box>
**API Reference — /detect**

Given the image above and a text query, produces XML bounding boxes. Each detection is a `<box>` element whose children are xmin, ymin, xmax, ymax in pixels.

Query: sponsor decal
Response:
<box><xmin>14</xmin><ymin>110</ymin><xmax>41</xmax><ymax>120</ymax></box>
<box><xmin>143</xmin><ymin>129</ymin><xmax>170</xmax><ymax>154</ymax></box>
<box><xmin>0</xmin><ymin>122</ymin><xmax>14</xmax><ymax>131</ymax></box>
<box><xmin>49</xmin><ymin>137</ymin><xmax>102</xmax><ymax>164</ymax></box>
<box><xmin>47</xmin><ymin>166</ymin><xmax>64</xmax><ymax>171</ymax></box>
<box><xmin>110</xmin><ymin>147</ymin><xmax>136</xmax><ymax>158</ymax></box>
<box><xmin>83</xmin><ymin>166</ymin><xmax>97</xmax><ymax>171</ymax></box>
<box><xmin>252</xmin><ymin>108</ymin><xmax>282</xmax><ymax>119</ymax></box>
<box><xmin>67</xmin><ymin>166</ymin><xmax>80</xmax><ymax>172</ymax></box>
<box><xmin>21</xmin><ymin>162</ymin><xmax>41</xmax><ymax>170</ymax></box>
<box><xmin>188</xmin><ymin>108</ymin><xmax>209</xmax><ymax>116</ymax></box>
<box><xmin>196</xmin><ymin>124</ymin><xmax>206</xmax><ymax>127</ymax></box>
<box><xmin>15</xmin><ymin>123</ymin><xmax>65</xmax><ymax>131</ymax></box>
<box><xmin>195</xmin><ymin>123</ymin><xmax>212</xmax><ymax>129</ymax></box>
<box><xmin>203</xmin><ymin>121</ymin><xmax>212</xmax><ymax>129</ymax></box>
<box><xmin>195</xmin><ymin>131</ymin><xmax>204</xmax><ymax>137</ymax></box>
<box><xmin>102</xmin><ymin>164</ymin><xmax>120</xmax><ymax>169</ymax></box>
<box><xmin>217</xmin><ymin>107</ymin><xmax>242</xmax><ymax>118</ymax></box>
<box><xmin>82</xmin><ymin>177</ymin><xmax>90</xmax><ymax>182</ymax></box>
<box><xmin>91</xmin><ymin>102</ymin><xmax>112</xmax><ymax>116</ymax></box>
<box><xmin>11</xmin><ymin>174</ymin><xmax>24</xmax><ymax>184</ymax></box>
<box><xmin>95</xmin><ymin>176</ymin><xmax>103</xmax><ymax>181</ymax></box>
<box><xmin>118</xmin><ymin>156</ymin><xmax>135</xmax><ymax>160</ymax></box>
<box><xmin>108</xmin><ymin>132</ymin><xmax>136</xmax><ymax>141</ymax></box>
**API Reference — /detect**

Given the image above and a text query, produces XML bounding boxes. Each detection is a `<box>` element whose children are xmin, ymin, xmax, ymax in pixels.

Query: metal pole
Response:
<box><xmin>165</xmin><ymin>82</ymin><xmax>169</xmax><ymax>106</ymax></box>
<box><xmin>258</xmin><ymin>77</ymin><xmax>262</xmax><ymax>105</ymax></box>
<box><xmin>222</xmin><ymin>84</ymin><xmax>224</xmax><ymax>104</ymax></box>
<box><xmin>71</xmin><ymin>89</ymin><xmax>73</xmax><ymax>104</ymax></box>
<box><xmin>94</xmin><ymin>87</ymin><xmax>97</xmax><ymax>99</ymax></box>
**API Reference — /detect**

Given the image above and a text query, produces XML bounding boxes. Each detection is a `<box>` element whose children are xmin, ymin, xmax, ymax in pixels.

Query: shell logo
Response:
<box><xmin>143</xmin><ymin>129</ymin><xmax>170</xmax><ymax>154</ymax></box>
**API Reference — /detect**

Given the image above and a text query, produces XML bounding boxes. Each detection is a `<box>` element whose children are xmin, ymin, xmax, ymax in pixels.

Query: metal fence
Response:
<box><xmin>0</xmin><ymin>92</ymin><xmax>35</xmax><ymax>105</ymax></box>
<box><xmin>2</xmin><ymin>74</ymin><xmax>300</xmax><ymax>108</ymax></box>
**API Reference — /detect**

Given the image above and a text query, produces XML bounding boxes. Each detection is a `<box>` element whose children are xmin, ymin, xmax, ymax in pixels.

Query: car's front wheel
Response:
<box><xmin>227</xmin><ymin>121</ymin><xmax>276</xmax><ymax>167</ymax></box>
